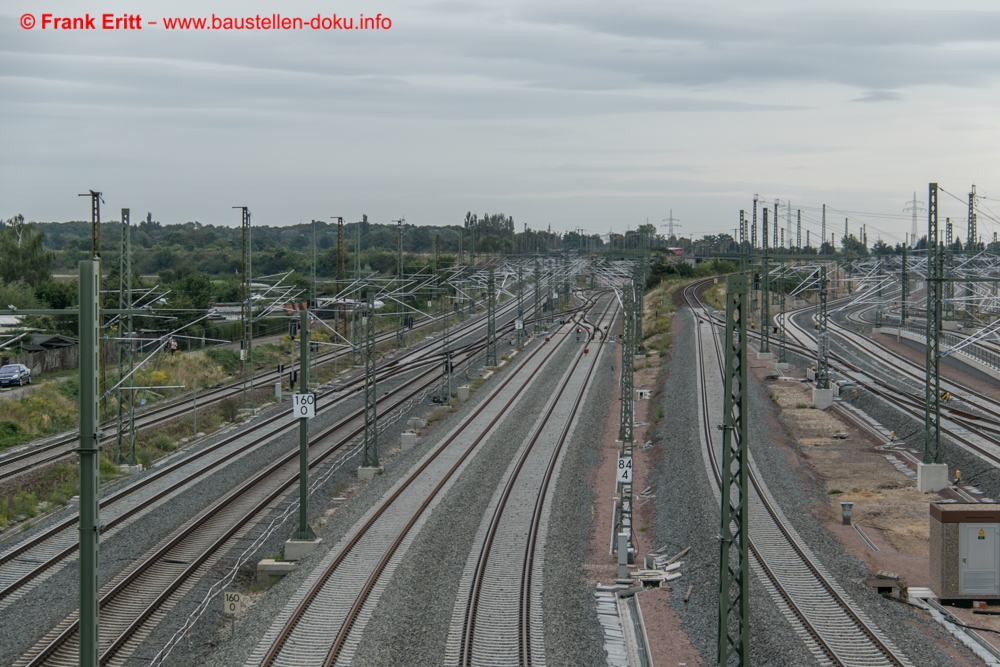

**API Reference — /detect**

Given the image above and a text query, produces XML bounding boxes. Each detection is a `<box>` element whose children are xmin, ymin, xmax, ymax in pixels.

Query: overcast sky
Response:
<box><xmin>4</xmin><ymin>0</ymin><xmax>1000</xmax><ymax>245</ymax></box>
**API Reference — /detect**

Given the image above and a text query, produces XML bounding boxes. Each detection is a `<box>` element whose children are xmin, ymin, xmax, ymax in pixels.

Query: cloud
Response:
<box><xmin>852</xmin><ymin>90</ymin><xmax>903</xmax><ymax>103</ymax></box>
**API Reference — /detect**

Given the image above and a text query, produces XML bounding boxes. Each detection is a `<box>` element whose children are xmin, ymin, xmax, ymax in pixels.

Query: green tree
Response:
<box><xmin>0</xmin><ymin>215</ymin><xmax>53</xmax><ymax>285</ymax></box>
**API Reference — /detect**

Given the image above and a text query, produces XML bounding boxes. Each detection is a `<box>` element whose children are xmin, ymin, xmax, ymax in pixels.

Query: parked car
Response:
<box><xmin>0</xmin><ymin>364</ymin><xmax>31</xmax><ymax>387</ymax></box>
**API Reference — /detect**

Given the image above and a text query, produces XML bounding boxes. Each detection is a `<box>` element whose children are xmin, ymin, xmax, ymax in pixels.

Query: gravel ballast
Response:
<box><xmin>0</xmin><ymin>314</ymin><xmax>501</xmax><ymax>667</ymax></box>
<box><xmin>649</xmin><ymin>309</ymin><xmax>807</xmax><ymax>666</ymax></box>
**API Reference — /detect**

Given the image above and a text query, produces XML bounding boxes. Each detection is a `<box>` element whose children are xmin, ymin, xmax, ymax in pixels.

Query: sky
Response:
<box><xmin>4</xmin><ymin>0</ymin><xmax>1000</xmax><ymax>246</ymax></box>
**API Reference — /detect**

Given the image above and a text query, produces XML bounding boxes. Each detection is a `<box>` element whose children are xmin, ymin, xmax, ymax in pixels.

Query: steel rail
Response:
<box><xmin>258</xmin><ymin>295</ymin><xmax>602</xmax><ymax>667</ymax></box>
<box><xmin>0</xmin><ymin>293</ymin><xmax>555</xmax><ymax>483</ymax></box>
<box><xmin>457</xmin><ymin>297</ymin><xmax>616</xmax><ymax>667</ymax></box>
<box><xmin>0</xmin><ymin>300</ymin><xmax>540</xmax><ymax>604</ymax></box>
<box><xmin>685</xmin><ymin>279</ymin><xmax>911</xmax><ymax>667</ymax></box>
<box><xmin>16</xmin><ymin>330</ymin><xmax>494</xmax><ymax>667</ymax></box>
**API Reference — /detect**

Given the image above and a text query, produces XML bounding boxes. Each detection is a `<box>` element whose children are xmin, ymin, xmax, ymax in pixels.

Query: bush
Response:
<box><xmin>206</xmin><ymin>348</ymin><xmax>241</xmax><ymax>374</ymax></box>
<box><xmin>150</xmin><ymin>433</ymin><xmax>176</xmax><ymax>452</ymax></box>
<box><xmin>0</xmin><ymin>420</ymin><xmax>27</xmax><ymax>450</ymax></box>
<box><xmin>218</xmin><ymin>398</ymin><xmax>240</xmax><ymax>422</ymax></box>
<box><xmin>56</xmin><ymin>376</ymin><xmax>79</xmax><ymax>400</ymax></box>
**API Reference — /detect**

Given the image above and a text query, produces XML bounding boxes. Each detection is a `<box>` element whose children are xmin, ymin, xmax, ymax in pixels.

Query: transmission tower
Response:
<box><xmin>873</xmin><ymin>260</ymin><xmax>884</xmax><ymax>329</ymax></box>
<box><xmin>821</xmin><ymin>204</ymin><xmax>826</xmax><ymax>253</ymax></box>
<box><xmin>816</xmin><ymin>266</ymin><xmax>829</xmax><ymax>390</ymax></box>
<box><xmin>441</xmin><ymin>291</ymin><xmax>451</xmax><ymax>402</ymax></box>
<box><xmin>351</xmin><ymin>305</ymin><xmax>362</xmax><ymax>366</ymax></box>
<box><xmin>616</xmin><ymin>282</ymin><xmax>635</xmax><ymax>554</ymax></box>
<box><xmin>79</xmin><ymin>190</ymin><xmax>107</xmax><ymax>412</ymax></box>
<box><xmin>562</xmin><ymin>253</ymin><xmax>571</xmax><ymax>310</ymax></box>
<box><xmin>486</xmin><ymin>269</ymin><xmax>497</xmax><ymax>367</ymax></box>
<box><xmin>362</xmin><ymin>291</ymin><xmax>380</xmax><ymax>469</ymax></box>
<box><xmin>311</xmin><ymin>220</ymin><xmax>318</xmax><ymax>309</ymax></box>
<box><xmin>662</xmin><ymin>209</ymin><xmax>681</xmax><ymax>240</ymax></box>
<box><xmin>750</xmin><ymin>199</ymin><xmax>758</xmax><ymax>315</ymax></box>
<box><xmin>900</xmin><ymin>245</ymin><xmax>908</xmax><ymax>327</ymax></box>
<box><xmin>945</xmin><ymin>218</ymin><xmax>955</xmax><ymax>319</ymax></box>
<box><xmin>534</xmin><ymin>258</ymin><xmax>541</xmax><ymax>333</ymax></box>
<box><xmin>334</xmin><ymin>217</ymin><xmax>346</xmax><ymax>334</ymax></box>
<box><xmin>635</xmin><ymin>261</ymin><xmax>644</xmax><ymax>350</ymax></box>
<box><xmin>516</xmin><ymin>262</ymin><xmax>525</xmax><ymax>347</ymax></box>
<box><xmin>796</xmin><ymin>209</ymin><xmax>801</xmax><ymax>250</ymax></box>
<box><xmin>773</xmin><ymin>199</ymin><xmax>779</xmax><ymax>249</ymax></box>
<box><xmin>355</xmin><ymin>216</ymin><xmax>363</xmax><ymax>278</ymax></box>
<box><xmin>618</xmin><ymin>284</ymin><xmax>635</xmax><ymax>443</ymax></box>
<box><xmin>234</xmin><ymin>206</ymin><xmax>253</xmax><ymax>409</ymax></box>
<box><xmin>778</xmin><ymin>262</ymin><xmax>787</xmax><ymax>363</ymax></box>
<box><xmin>717</xmin><ymin>274</ymin><xmax>749</xmax><ymax>667</ymax></box>
<box><xmin>760</xmin><ymin>208</ymin><xmax>771</xmax><ymax>354</ymax></box>
<box><xmin>115</xmin><ymin>209</ymin><xmax>136</xmax><ymax>465</ymax></box>
<box><xmin>739</xmin><ymin>210</ymin><xmax>747</xmax><ymax>274</ymax></box>
<box><xmin>925</xmin><ymin>183</ymin><xmax>944</xmax><ymax>466</ymax></box>
<box><xmin>904</xmin><ymin>192</ymin><xmax>924</xmax><ymax>248</ymax></box>
<box><xmin>395</xmin><ymin>218</ymin><xmax>406</xmax><ymax>347</ymax></box>
<box><xmin>966</xmin><ymin>185</ymin><xmax>978</xmax><ymax>326</ymax></box>
<box><xmin>294</xmin><ymin>307</ymin><xmax>317</xmax><ymax>541</ymax></box>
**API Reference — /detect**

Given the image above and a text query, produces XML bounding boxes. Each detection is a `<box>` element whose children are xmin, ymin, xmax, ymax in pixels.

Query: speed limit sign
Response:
<box><xmin>223</xmin><ymin>591</ymin><xmax>242</xmax><ymax>615</ymax></box>
<box><xmin>292</xmin><ymin>392</ymin><xmax>316</xmax><ymax>419</ymax></box>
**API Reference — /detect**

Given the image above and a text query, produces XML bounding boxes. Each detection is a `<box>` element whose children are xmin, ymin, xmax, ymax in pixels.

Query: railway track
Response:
<box><xmin>0</xmin><ymin>306</ymin><xmax>463</xmax><ymax>485</ymax></box>
<box><xmin>10</xmin><ymin>293</ymin><xmax>569</xmax><ymax>667</ymax></box>
<box><xmin>707</xmin><ymin>281</ymin><xmax>1000</xmax><ymax>480</ymax></box>
<box><xmin>247</xmin><ymin>295</ymin><xmax>607</xmax><ymax>667</ymax></box>
<box><xmin>685</xmin><ymin>280</ymin><xmax>912</xmax><ymax>667</ymax></box>
<box><xmin>0</xmin><ymin>296</ymin><xmax>552</xmax><ymax>620</ymax></box>
<box><xmin>776</xmin><ymin>302</ymin><xmax>1000</xmax><ymax>471</ymax></box>
<box><xmin>449</xmin><ymin>295</ymin><xmax>617</xmax><ymax>667</ymax></box>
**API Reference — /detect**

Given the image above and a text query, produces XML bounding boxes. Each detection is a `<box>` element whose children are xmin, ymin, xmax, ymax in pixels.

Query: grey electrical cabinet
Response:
<box><xmin>931</xmin><ymin>503</ymin><xmax>1000</xmax><ymax>601</ymax></box>
<box><xmin>960</xmin><ymin>523</ymin><xmax>1000</xmax><ymax>596</ymax></box>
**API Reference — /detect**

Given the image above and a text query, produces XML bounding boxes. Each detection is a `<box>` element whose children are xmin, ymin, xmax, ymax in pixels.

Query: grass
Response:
<box><xmin>0</xmin><ymin>420</ymin><xmax>31</xmax><ymax>451</ymax></box>
<box><xmin>426</xmin><ymin>406</ymin><xmax>450</xmax><ymax>424</ymax></box>
<box><xmin>0</xmin><ymin>453</ymin><xmax>124</xmax><ymax>528</ymax></box>
<box><xmin>828</xmin><ymin>489</ymin><xmax>844</xmax><ymax>495</ymax></box>
<box><xmin>250</xmin><ymin>575</ymin><xmax>279</xmax><ymax>592</ymax></box>
<box><xmin>652</xmin><ymin>405</ymin><xmax>665</xmax><ymax>426</ymax></box>
<box><xmin>796</xmin><ymin>403</ymin><xmax>809</xmax><ymax>409</ymax></box>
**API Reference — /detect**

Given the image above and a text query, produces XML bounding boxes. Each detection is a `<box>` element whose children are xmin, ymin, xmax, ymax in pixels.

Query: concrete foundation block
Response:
<box><xmin>358</xmin><ymin>466</ymin><xmax>384</xmax><ymax>480</ymax></box>
<box><xmin>776</xmin><ymin>362</ymin><xmax>789</xmax><ymax>371</ymax></box>
<box><xmin>274</xmin><ymin>382</ymin><xmax>282</xmax><ymax>400</ymax></box>
<box><xmin>118</xmin><ymin>464</ymin><xmax>143</xmax><ymax>474</ymax></box>
<box><xmin>284</xmin><ymin>538</ymin><xmax>322</xmax><ymax>561</ymax></box>
<box><xmin>805</xmin><ymin>369</ymin><xmax>816</xmax><ymax>381</ymax></box>
<box><xmin>257</xmin><ymin>558</ymin><xmax>296</xmax><ymax>582</ymax></box>
<box><xmin>756</xmin><ymin>351</ymin><xmax>774</xmax><ymax>361</ymax></box>
<box><xmin>812</xmin><ymin>388</ymin><xmax>834</xmax><ymax>410</ymax></box>
<box><xmin>457</xmin><ymin>386</ymin><xmax>470</xmax><ymax>402</ymax></box>
<box><xmin>401</xmin><ymin>432</ymin><xmax>417</xmax><ymax>451</ymax></box>
<box><xmin>918</xmin><ymin>462</ymin><xmax>950</xmax><ymax>493</ymax></box>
